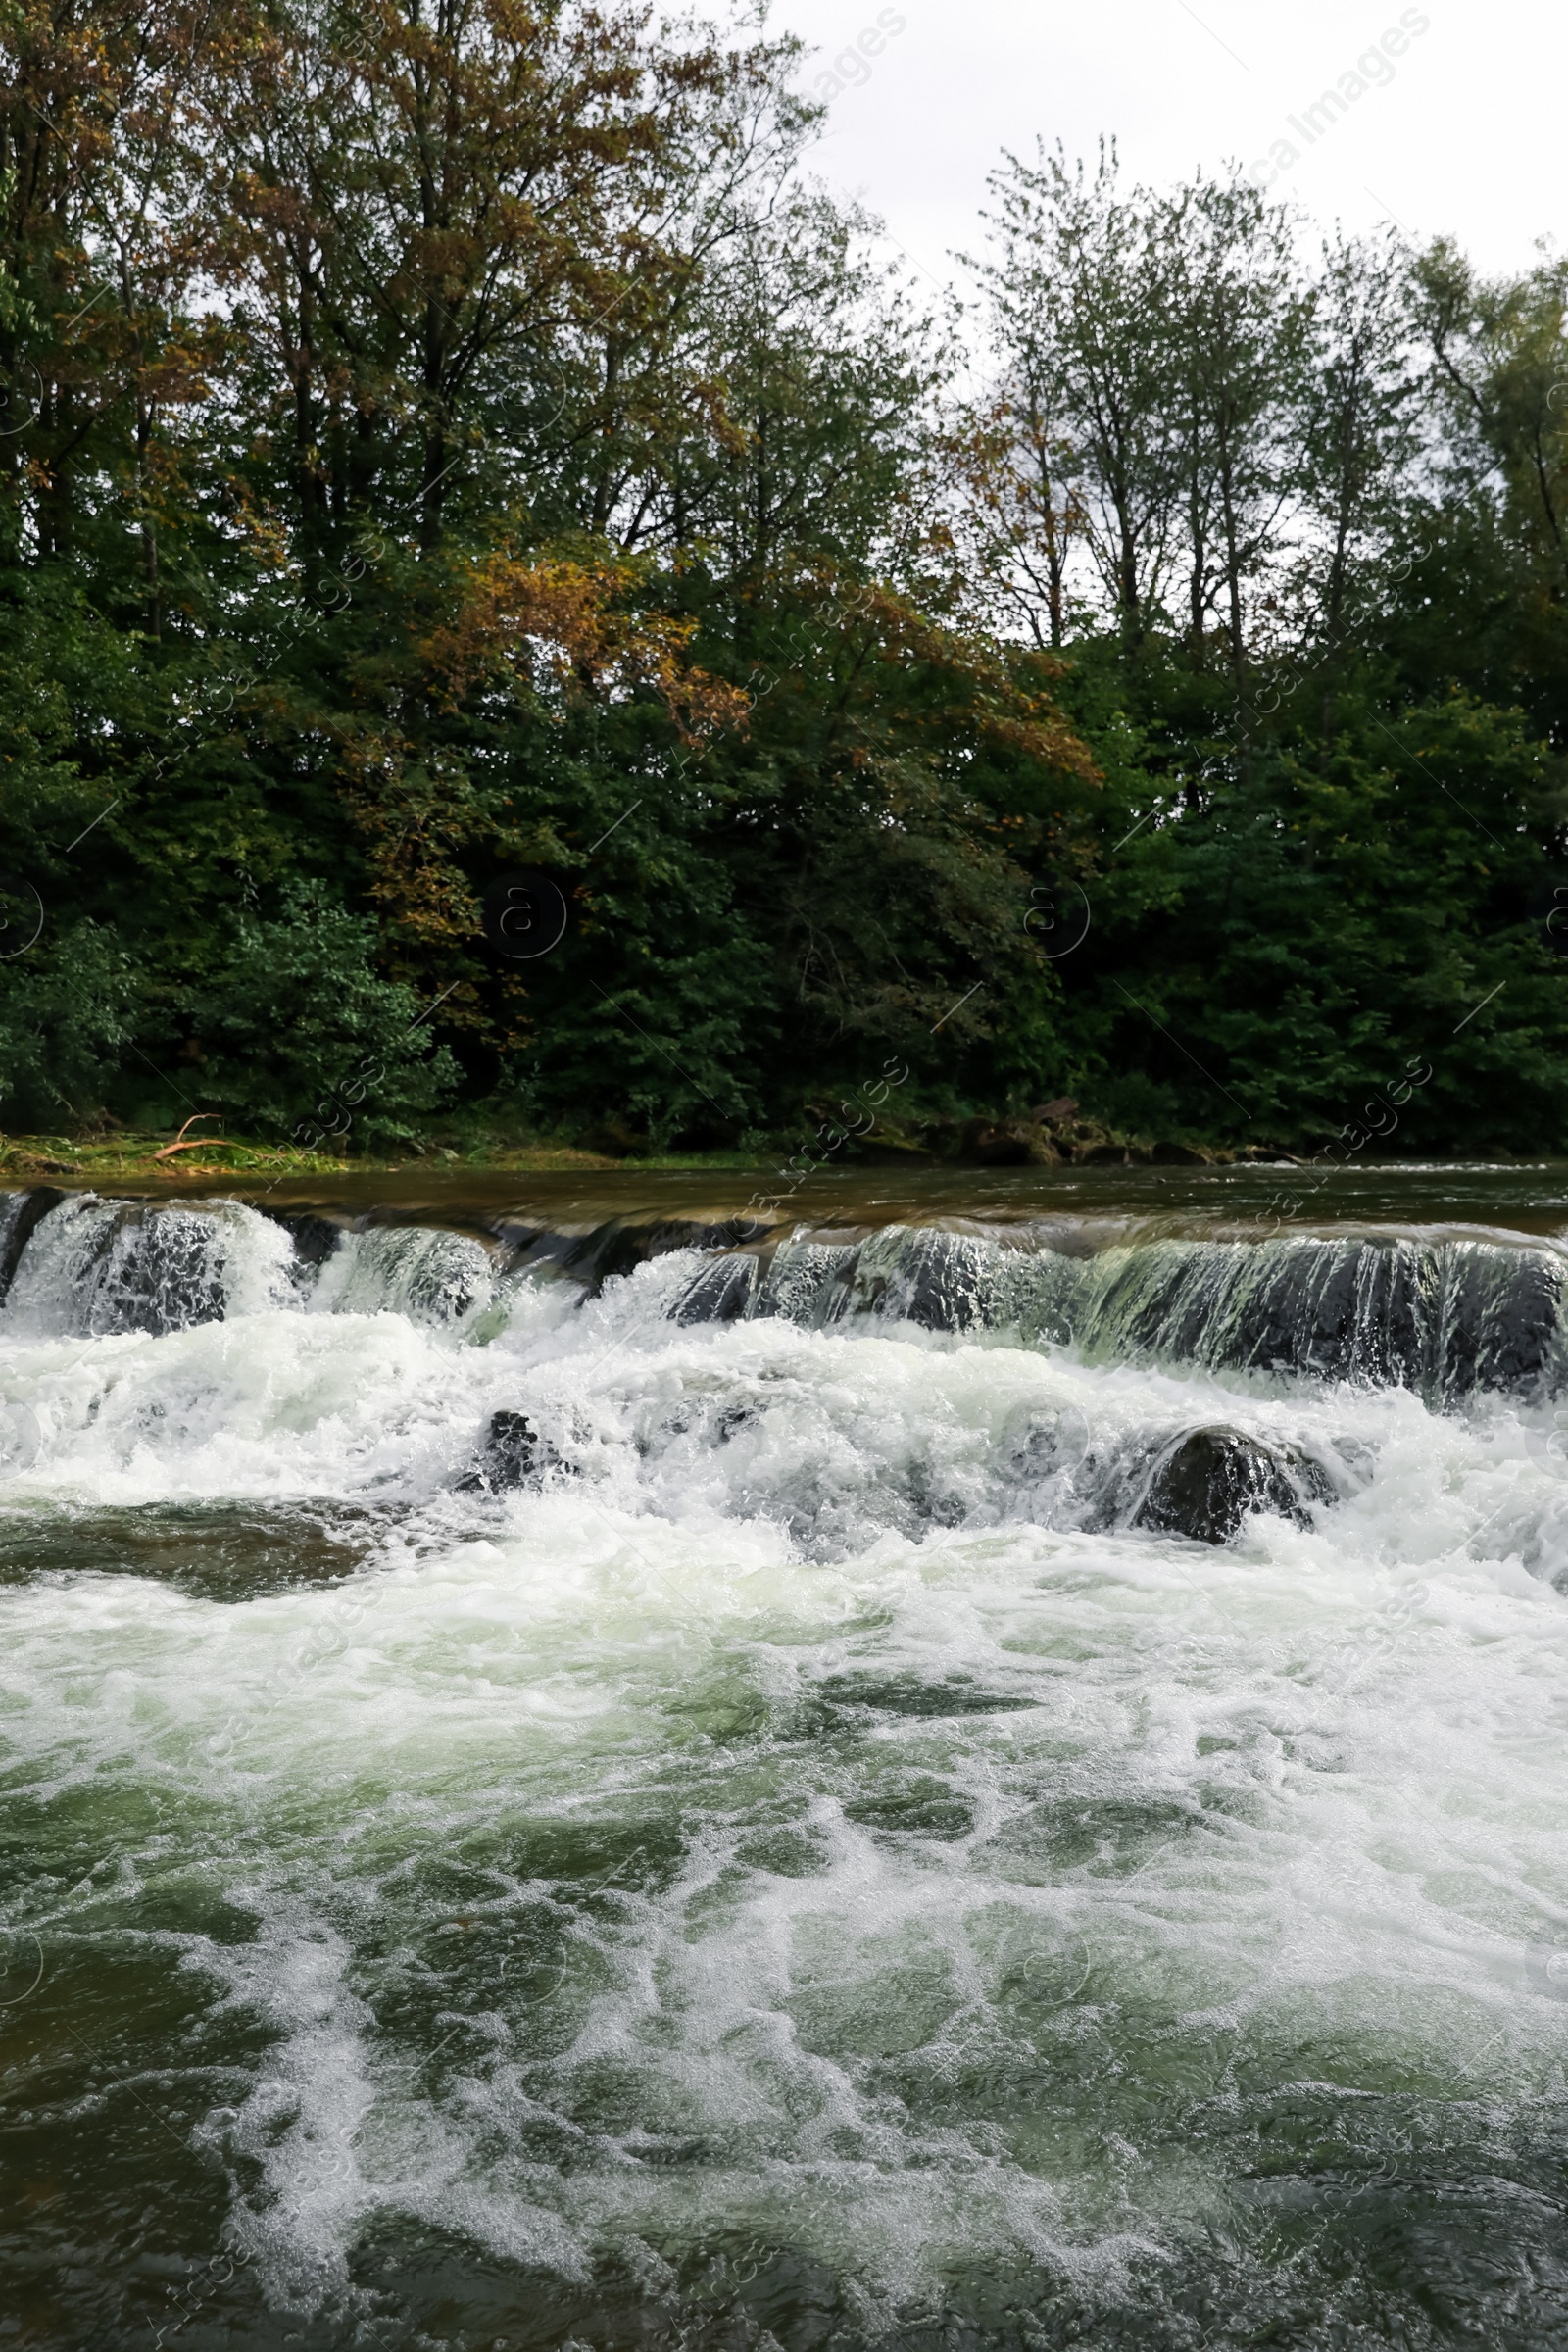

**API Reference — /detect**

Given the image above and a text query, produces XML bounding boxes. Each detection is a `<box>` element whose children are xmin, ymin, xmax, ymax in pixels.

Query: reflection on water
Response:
<box><xmin>2</xmin><ymin>1167</ymin><xmax>1568</xmax><ymax>2349</ymax></box>
<box><xmin>49</xmin><ymin>1155</ymin><xmax>1568</xmax><ymax>1236</ymax></box>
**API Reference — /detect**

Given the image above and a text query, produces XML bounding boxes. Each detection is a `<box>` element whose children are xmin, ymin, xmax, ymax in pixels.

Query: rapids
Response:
<box><xmin>3</xmin><ymin>1170</ymin><xmax>1568</xmax><ymax>2348</ymax></box>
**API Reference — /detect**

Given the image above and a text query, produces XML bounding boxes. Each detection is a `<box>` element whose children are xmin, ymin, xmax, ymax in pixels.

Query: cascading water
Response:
<box><xmin>690</xmin><ymin>1221</ymin><xmax>1568</xmax><ymax>1401</ymax></box>
<box><xmin>1</xmin><ymin>1190</ymin><xmax>298</xmax><ymax>1335</ymax></box>
<box><xmin>4</xmin><ymin>1174</ymin><xmax>1568</xmax><ymax>2349</ymax></box>
<box><xmin>309</xmin><ymin>1222</ymin><xmax>499</xmax><ymax>1329</ymax></box>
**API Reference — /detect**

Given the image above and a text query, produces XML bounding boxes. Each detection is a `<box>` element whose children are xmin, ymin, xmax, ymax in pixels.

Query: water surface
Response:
<box><xmin>3</xmin><ymin>1167</ymin><xmax>1567</xmax><ymax>2349</ymax></box>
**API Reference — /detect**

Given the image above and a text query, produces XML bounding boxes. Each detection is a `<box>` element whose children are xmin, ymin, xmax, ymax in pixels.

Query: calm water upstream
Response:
<box><xmin>4</xmin><ymin>1165</ymin><xmax>1568</xmax><ymax>2348</ymax></box>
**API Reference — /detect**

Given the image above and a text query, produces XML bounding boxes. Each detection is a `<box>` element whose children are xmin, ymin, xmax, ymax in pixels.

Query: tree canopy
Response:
<box><xmin>2</xmin><ymin>9</ymin><xmax>1565</xmax><ymax>1156</ymax></box>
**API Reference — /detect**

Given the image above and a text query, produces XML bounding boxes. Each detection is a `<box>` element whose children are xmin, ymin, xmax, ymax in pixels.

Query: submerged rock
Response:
<box><xmin>1133</xmin><ymin>1425</ymin><xmax>1333</xmax><ymax>1544</ymax></box>
<box><xmin>457</xmin><ymin>1409</ymin><xmax>564</xmax><ymax>1494</ymax></box>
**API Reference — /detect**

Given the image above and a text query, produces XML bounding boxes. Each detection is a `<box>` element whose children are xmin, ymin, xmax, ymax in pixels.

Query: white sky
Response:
<box><xmin>771</xmin><ymin>0</ymin><xmax>1562</xmax><ymax>305</ymax></box>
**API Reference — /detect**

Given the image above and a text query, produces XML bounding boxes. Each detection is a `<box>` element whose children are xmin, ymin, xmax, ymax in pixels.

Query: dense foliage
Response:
<box><xmin>2</xmin><ymin>2</ymin><xmax>1566</xmax><ymax>1154</ymax></box>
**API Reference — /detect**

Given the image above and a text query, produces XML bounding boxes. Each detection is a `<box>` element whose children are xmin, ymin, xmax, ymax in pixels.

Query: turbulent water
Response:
<box><xmin>4</xmin><ymin>1177</ymin><xmax>1568</xmax><ymax>2349</ymax></box>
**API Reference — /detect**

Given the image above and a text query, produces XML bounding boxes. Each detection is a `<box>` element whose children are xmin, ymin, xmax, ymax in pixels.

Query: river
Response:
<box><xmin>3</xmin><ymin>1164</ymin><xmax>1567</xmax><ymax>2348</ymax></box>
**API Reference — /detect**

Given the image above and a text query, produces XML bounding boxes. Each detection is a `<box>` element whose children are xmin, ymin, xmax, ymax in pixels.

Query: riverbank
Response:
<box><xmin>0</xmin><ymin>1128</ymin><xmax>761</xmax><ymax>1183</ymax></box>
<box><xmin>0</xmin><ymin>1110</ymin><xmax>1275</xmax><ymax>1187</ymax></box>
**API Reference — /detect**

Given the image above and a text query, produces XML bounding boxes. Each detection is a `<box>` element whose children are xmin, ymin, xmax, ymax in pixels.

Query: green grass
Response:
<box><xmin>0</xmin><ymin>1127</ymin><xmax>783</xmax><ymax>1181</ymax></box>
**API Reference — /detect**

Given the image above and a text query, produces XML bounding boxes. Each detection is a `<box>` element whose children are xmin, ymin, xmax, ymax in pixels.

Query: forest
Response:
<box><xmin>2</xmin><ymin>0</ymin><xmax>1567</xmax><ymax>1160</ymax></box>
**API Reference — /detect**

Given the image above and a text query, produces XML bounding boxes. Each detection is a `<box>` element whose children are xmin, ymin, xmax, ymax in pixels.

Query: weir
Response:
<box><xmin>4</xmin><ymin>1186</ymin><xmax>1563</xmax><ymax>1402</ymax></box>
<box><xmin>3</xmin><ymin>1171</ymin><xmax>1568</xmax><ymax>2347</ymax></box>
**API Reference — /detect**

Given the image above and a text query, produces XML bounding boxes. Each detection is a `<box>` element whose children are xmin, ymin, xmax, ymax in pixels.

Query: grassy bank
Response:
<box><xmin>0</xmin><ymin>1112</ymin><xmax>1289</xmax><ymax>1188</ymax></box>
<box><xmin>0</xmin><ymin>1128</ymin><xmax>781</xmax><ymax>1183</ymax></box>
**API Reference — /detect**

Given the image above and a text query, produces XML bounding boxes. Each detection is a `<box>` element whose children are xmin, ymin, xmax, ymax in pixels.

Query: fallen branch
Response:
<box><xmin>153</xmin><ymin>1114</ymin><xmax>229</xmax><ymax>1162</ymax></box>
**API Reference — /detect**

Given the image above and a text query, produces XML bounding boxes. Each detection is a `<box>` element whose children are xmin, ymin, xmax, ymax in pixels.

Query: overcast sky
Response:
<box><xmin>771</xmin><ymin>0</ymin><xmax>1561</xmax><ymax>303</ymax></box>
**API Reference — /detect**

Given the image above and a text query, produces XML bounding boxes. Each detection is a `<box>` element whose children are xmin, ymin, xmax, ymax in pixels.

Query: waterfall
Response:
<box><xmin>4</xmin><ymin>1187</ymin><xmax>1563</xmax><ymax>1401</ymax></box>
<box><xmin>1</xmin><ymin>1192</ymin><xmax>297</xmax><ymax>1335</ymax></box>
<box><xmin>673</xmin><ymin>1222</ymin><xmax>1568</xmax><ymax>1399</ymax></box>
<box><xmin>308</xmin><ymin>1223</ymin><xmax>498</xmax><ymax>1328</ymax></box>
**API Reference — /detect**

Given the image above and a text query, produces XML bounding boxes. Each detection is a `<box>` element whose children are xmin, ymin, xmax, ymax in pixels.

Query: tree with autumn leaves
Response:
<box><xmin>0</xmin><ymin>0</ymin><xmax>1110</xmax><ymax>1149</ymax></box>
<box><xmin>3</xmin><ymin>7</ymin><xmax>1567</xmax><ymax>1153</ymax></box>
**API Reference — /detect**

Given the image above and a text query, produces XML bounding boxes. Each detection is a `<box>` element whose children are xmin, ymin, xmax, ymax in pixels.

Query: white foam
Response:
<box><xmin>6</xmin><ymin>1234</ymin><xmax>1568</xmax><ymax>2313</ymax></box>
